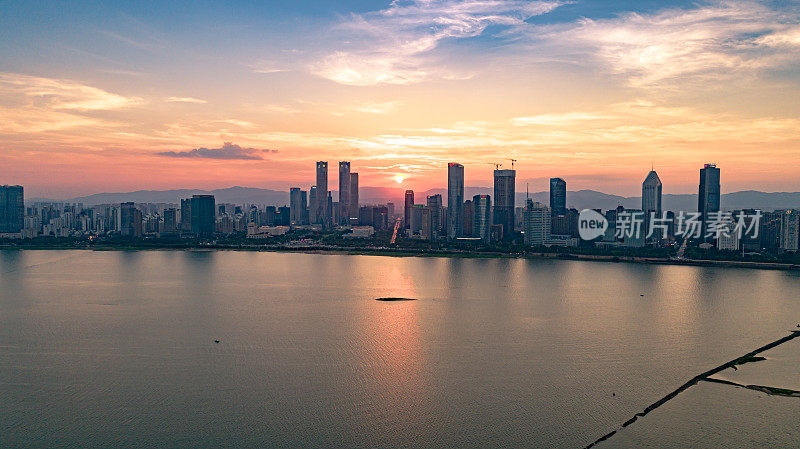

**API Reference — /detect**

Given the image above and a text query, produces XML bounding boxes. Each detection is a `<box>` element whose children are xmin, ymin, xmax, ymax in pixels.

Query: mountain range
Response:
<box><xmin>29</xmin><ymin>186</ymin><xmax>800</xmax><ymax>212</ymax></box>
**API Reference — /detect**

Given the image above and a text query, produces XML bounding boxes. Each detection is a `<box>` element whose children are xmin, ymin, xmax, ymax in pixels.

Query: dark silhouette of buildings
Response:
<box><xmin>0</xmin><ymin>185</ymin><xmax>24</xmax><ymax>234</ymax></box>
<box><xmin>447</xmin><ymin>163</ymin><xmax>464</xmax><ymax>238</ymax></box>
<box><xmin>190</xmin><ymin>194</ymin><xmax>215</xmax><ymax>236</ymax></box>
<box><xmin>549</xmin><ymin>178</ymin><xmax>566</xmax><ymax>217</ymax></box>
<box><xmin>493</xmin><ymin>169</ymin><xmax>516</xmax><ymax>240</ymax></box>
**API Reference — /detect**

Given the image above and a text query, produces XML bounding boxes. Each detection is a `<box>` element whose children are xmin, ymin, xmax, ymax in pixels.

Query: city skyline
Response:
<box><xmin>2</xmin><ymin>1</ymin><xmax>800</xmax><ymax>197</ymax></box>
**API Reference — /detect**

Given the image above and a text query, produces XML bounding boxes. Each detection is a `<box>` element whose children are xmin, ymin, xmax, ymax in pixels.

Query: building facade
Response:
<box><xmin>338</xmin><ymin>162</ymin><xmax>350</xmax><ymax>226</ymax></box>
<box><xmin>447</xmin><ymin>163</ymin><xmax>464</xmax><ymax>238</ymax></box>
<box><xmin>493</xmin><ymin>169</ymin><xmax>516</xmax><ymax>240</ymax></box>
<box><xmin>473</xmin><ymin>194</ymin><xmax>491</xmax><ymax>241</ymax></box>
<box><xmin>0</xmin><ymin>185</ymin><xmax>24</xmax><ymax>234</ymax></box>
<box><xmin>524</xmin><ymin>200</ymin><xmax>550</xmax><ymax>246</ymax></box>
<box><xmin>549</xmin><ymin>178</ymin><xmax>566</xmax><ymax>217</ymax></box>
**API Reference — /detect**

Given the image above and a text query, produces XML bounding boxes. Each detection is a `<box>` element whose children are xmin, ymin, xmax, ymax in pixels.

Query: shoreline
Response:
<box><xmin>2</xmin><ymin>243</ymin><xmax>799</xmax><ymax>271</ymax></box>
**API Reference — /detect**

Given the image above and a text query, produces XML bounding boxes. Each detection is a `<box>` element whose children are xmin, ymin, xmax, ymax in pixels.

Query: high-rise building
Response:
<box><xmin>316</xmin><ymin>161</ymin><xmax>328</xmax><ymax>225</ymax></box>
<box><xmin>404</xmin><ymin>190</ymin><xmax>414</xmax><ymax>229</ymax></box>
<box><xmin>493</xmin><ymin>169</ymin><xmax>516</xmax><ymax>240</ymax></box>
<box><xmin>119</xmin><ymin>202</ymin><xmax>142</xmax><ymax>237</ymax></box>
<box><xmin>716</xmin><ymin>213</ymin><xmax>739</xmax><ymax>251</ymax></box>
<box><xmin>473</xmin><ymin>194</ymin><xmax>491</xmax><ymax>241</ymax></box>
<box><xmin>426</xmin><ymin>194</ymin><xmax>443</xmax><ymax>234</ymax></box>
<box><xmin>349</xmin><ymin>172</ymin><xmax>359</xmax><ymax>223</ymax></box>
<box><xmin>524</xmin><ymin>200</ymin><xmax>550</xmax><ymax>246</ymax></box>
<box><xmin>642</xmin><ymin>170</ymin><xmax>662</xmax><ymax>213</ymax></box>
<box><xmin>0</xmin><ymin>185</ymin><xmax>24</xmax><ymax>234</ymax></box>
<box><xmin>549</xmin><ymin>178</ymin><xmax>566</xmax><ymax>217</ymax></box>
<box><xmin>447</xmin><ymin>163</ymin><xmax>464</xmax><ymax>238</ymax></box>
<box><xmin>338</xmin><ymin>162</ymin><xmax>350</xmax><ymax>225</ymax></box>
<box><xmin>462</xmin><ymin>199</ymin><xmax>474</xmax><ymax>237</ymax></box>
<box><xmin>698</xmin><ymin>164</ymin><xmax>721</xmax><ymax>238</ymax></box>
<box><xmin>190</xmin><ymin>194</ymin><xmax>215</xmax><ymax>236</ymax></box>
<box><xmin>180</xmin><ymin>198</ymin><xmax>191</xmax><ymax>231</ymax></box>
<box><xmin>780</xmin><ymin>210</ymin><xmax>799</xmax><ymax>251</ymax></box>
<box><xmin>290</xmin><ymin>187</ymin><xmax>308</xmax><ymax>225</ymax></box>
<box><xmin>309</xmin><ymin>186</ymin><xmax>318</xmax><ymax>224</ymax></box>
<box><xmin>163</xmin><ymin>208</ymin><xmax>177</xmax><ymax>232</ymax></box>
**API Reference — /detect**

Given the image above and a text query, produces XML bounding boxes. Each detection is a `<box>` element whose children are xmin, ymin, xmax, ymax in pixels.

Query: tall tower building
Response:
<box><xmin>338</xmin><ymin>162</ymin><xmax>350</xmax><ymax>226</ymax></box>
<box><xmin>524</xmin><ymin>200</ymin><xmax>551</xmax><ymax>246</ymax></box>
<box><xmin>289</xmin><ymin>187</ymin><xmax>308</xmax><ymax>225</ymax></box>
<box><xmin>493</xmin><ymin>169</ymin><xmax>516</xmax><ymax>240</ymax></box>
<box><xmin>426</xmin><ymin>194</ymin><xmax>444</xmax><ymax>234</ymax></box>
<box><xmin>447</xmin><ymin>163</ymin><xmax>464</xmax><ymax>238</ymax></box>
<box><xmin>404</xmin><ymin>190</ymin><xmax>414</xmax><ymax>229</ymax></box>
<box><xmin>309</xmin><ymin>186</ymin><xmax>318</xmax><ymax>224</ymax></box>
<box><xmin>473</xmin><ymin>195</ymin><xmax>492</xmax><ymax>241</ymax></box>
<box><xmin>698</xmin><ymin>164</ymin><xmax>721</xmax><ymax>238</ymax></box>
<box><xmin>349</xmin><ymin>172</ymin><xmax>359</xmax><ymax>223</ymax></box>
<box><xmin>0</xmin><ymin>185</ymin><xmax>24</xmax><ymax>234</ymax></box>
<box><xmin>180</xmin><ymin>198</ymin><xmax>191</xmax><ymax>231</ymax></box>
<box><xmin>316</xmin><ymin>161</ymin><xmax>328</xmax><ymax>226</ymax></box>
<box><xmin>780</xmin><ymin>210</ymin><xmax>799</xmax><ymax>251</ymax></box>
<box><xmin>190</xmin><ymin>194</ymin><xmax>216</xmax><ymax>237</ymax></box>
<box><xmin>549</xmin><ymin>178</ymin><xmax>566</xmax><ymax>217</ymax></box>
<box><xmin>642</xmin><ymin>170</ymin><xmax>662</xmax><ymax>214</ymax></box>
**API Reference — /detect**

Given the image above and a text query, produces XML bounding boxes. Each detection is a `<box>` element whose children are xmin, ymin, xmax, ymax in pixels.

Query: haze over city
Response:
<box><xmin>2</xmin><ymin>0</ymin><xmax>800</xmax><ymax>198</ymax></box>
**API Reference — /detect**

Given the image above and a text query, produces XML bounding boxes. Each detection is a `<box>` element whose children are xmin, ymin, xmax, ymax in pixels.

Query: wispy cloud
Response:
<box><xmin>165</xmin><ymin>96</ymin><xmax>207</xmax><ymax>104</ymax></box>
<box><xmin>353</xmin><ymin>101</ymin><xmax>401</xmax><ymax>114</ymax></box>
<box><xmin>313</xmin><ymin>0</ymin><xmax>562</xmax><ymax>85</ymax></box>
<box><xmin>535</xmin><ymin>1</ymin><xmax>800</xmax><ymax>87</ymax></box>
<box><xmin>0</xmin><ymin>72</ymin><xmax>143</xmax><ymax>111</ymax></box>
<box><xmin>156</xmin><ymin>142</ymin><xmax>276</xmax><ymax>160</ymax></box>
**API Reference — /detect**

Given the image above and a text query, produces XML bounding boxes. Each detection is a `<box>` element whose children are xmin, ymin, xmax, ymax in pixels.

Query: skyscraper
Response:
<box><xmin>0</xmin><ymin>185</ymin><xmax>24</xmax><ymax>234</ymax></box>
<box><xmin>309</xmin><ymin>186</ymin><xmax>318</xmax><ymax>224</ymax></box>
<box><xmin>473</xmin><ymin>194</ymin><xmax>491</xmax><ymax>241</ymax></box>
<box><xmin>349</xmin><ymin>172</ymin><xmax>359</xmax><ymax>223</ymax></box>
<box><xmin>426</xmin><ymin>194</ymin><xmax>444</xmax><ymax>234</ymax></box>
<box><xmin>119</xmin><ymin>202</ymin><xmax>142</xmax><ymax>237</ymax></box>
<box><xmin>190</xmin><ymin>194</ymin><xmax>215</xmax><ymax>236</ymax></box>
<box><xmin>524</xmin><ymin>200</ymin><xmax>550</xmax><ymax>246</ymax></box>
<box><xmin>316</xmin><ymin>161</ymin><xmax>328</xmax><ymax>226</ymax></box>
<box><xmin>462</xmin><ymin>199</ymin><xmax>474</xmax><ymax>237</ymax></box>
<box><xmin>338</xmin><ymin>162</ymin><xmax>350</xmax><ymax>225</ymax></box>
<box><xmin>698</xmin><ymin>164</ymin><xmax>721</xmax><ymax>238</ymax></box>
<box><xmin>447</xmin><ymin>163</ymin><xmax>464</xmax><ymax>238</ymax></box>
<box><xmin>163</xmin><ymin>208</ymin><xmax>177</xmax><ymax>232</ymax></box>
<box><xmin>642</xmin><ymin>170</ymin><xmax>662</xmax><ymax>213</ymax></box>
<box><xmin>404</xmin><ymin>190</ymin><xmax>414</xmax><ymax>229</ymax></box>
<box><xmin>493</xmin><ymin>169</ymin><xmax>516</xmax><ymax>240</ymax></box>
<box><xmin>289</xmin><ymin>187</ymin><xmax>308</xmax><ymax>225</ymax></box>
<box><xmin>180</xmin><ymin>198</ymin><xmax>191</xmax><ymax>231</ymax></box>
<box><xmin>549</xmin><ymin>178</ymin><xmax>566</xmax><ymax>217</ymax></box>
<box><xmin>780</xmin><ymin>210</ymin><xmax>799</xmax><ymax>251</ymax></box>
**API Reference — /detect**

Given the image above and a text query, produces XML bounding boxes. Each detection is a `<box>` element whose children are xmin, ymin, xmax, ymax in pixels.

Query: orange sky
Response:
<box><xmin>1</xmin><ymin>1</ymin><xmax>799</xmax><ymax>198</ymax></box>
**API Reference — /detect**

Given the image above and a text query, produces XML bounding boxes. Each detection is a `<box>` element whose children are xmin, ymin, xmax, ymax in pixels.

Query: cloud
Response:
<box><xmin>165</xmin><ymin>96</ymin><xmax>207</xmax><ymax>104</ymax></box>
<box><xmin>0</xmin><ymin>72</ymin><xmax>143</xmax><ymax>110</ymax></box>
<box><xmin>156</xmin><ymin>142</ymin><xmax>275</xmax><ymax>160</ymax></box>
<box><xmin>313</xmin><ymin>0</ymin><xmax>562</xmax><ymax>85</ymax></box>
<box><xmin>353</xmin><ymin>101</ymin><xmax>401</xmax><ymax>114</ymax></box>
<box><xmin>535</xmin><ymin>1</ymin><xmax>800</xmax><ymax>87</ymax></box>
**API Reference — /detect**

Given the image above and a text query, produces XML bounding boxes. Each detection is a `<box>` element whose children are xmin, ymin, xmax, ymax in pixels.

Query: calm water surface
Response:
<box><xmin>1</xmin><ymin>250</ymin><xmax>799</xmax><ymax>448</ymax></box>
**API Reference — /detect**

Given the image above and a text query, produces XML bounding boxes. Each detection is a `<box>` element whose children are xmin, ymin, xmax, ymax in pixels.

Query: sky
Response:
<box><xmin>1</xmin><ymin>0</ymin><xmax>799</xmax><ymax>198</ymax></box>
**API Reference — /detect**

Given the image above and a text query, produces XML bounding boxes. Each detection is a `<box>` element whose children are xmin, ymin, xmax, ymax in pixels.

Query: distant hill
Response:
<box><xmin>28</xmin><ymin>186</ymin><xmax>800</xmax><ymax>212</ymax></box>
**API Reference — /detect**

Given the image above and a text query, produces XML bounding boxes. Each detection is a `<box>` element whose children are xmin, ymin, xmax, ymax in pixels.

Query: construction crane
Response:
<box><xmin>508</xmin><ymin>159</ymin><xmax>517</xmax><ymax>170</ymax></box>
<box><xmin>488</xmin><ymin>162</ymin><xmax>503</xmax><ymax>170</ymax></box>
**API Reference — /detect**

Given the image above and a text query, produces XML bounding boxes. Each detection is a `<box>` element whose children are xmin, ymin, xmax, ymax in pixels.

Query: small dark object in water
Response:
<box><xmin>640</xmin><ymin>294</ymin><xmax>644</xmax><ymax>297</ymax></box>
<box><xmin>375</xmin><ymin>297</ymin><xmax>417</xmax><ymax>301</ymax></box>
<box><xmin>214</xmin><ymin>340</ymin><xmax>220</xmax><ymax>343</ymax></box>
<box><xmin>612</xmin><ymin>393</ymin><xmax>615</xmax><ymax>397</ymax></box>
